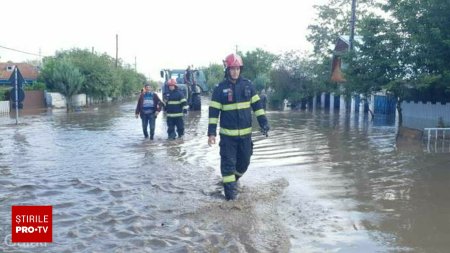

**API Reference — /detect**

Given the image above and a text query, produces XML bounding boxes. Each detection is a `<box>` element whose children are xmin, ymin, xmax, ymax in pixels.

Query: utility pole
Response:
<box><xmin>349</xmin><ymin>0</ymin><xmax>357</xmax><ymax>51</ymax></box>
<box><xmin>235</xmin><ymin>45</ymin><xmax>238</xmax><ymax>54</ymax></box>
<box><xmin>38</xmin><ymin>48</ymin><xmax>42</xmax><ymax>67</ymax></box>
<box><xmin>115</xmin><ymin>34</ymin><xmax>118</xmax><ymax>68</ymax></box>
<box><xmin>14</xmin><ymin>67</ymin><xmax>19</xmax><ymax>125</ymax></box>
<box><xmin>134</xmin><ymin>56</ymin><xmax>137</xmax><ymax>72</ymax></box>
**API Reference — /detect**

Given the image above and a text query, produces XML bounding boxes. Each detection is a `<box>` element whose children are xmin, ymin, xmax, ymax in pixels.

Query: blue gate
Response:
<box><xmin>374</xmin><ymin>95</ymin><xmax>396</xmax><ymax>115</ymax></box>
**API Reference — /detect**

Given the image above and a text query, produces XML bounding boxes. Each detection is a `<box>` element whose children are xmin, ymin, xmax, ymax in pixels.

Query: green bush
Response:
<box><xmin>24</xmin><ymin>82</ymin><xmax>47</xmax><ymax>91</ymax></box>
<box><xmin>0</xmin><ymin>87</ymin><xmax>10</xmax><ymax>101</ymax></box>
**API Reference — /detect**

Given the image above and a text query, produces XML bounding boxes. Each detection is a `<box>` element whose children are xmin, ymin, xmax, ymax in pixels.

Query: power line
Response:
<box><xmin>0</xmin><ymin>44</ymin><xmax>42</xmax><ymax>57</ymax></box>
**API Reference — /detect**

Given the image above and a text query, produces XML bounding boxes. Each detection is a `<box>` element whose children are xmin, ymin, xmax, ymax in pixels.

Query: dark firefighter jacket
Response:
<box><xmin>164</xmin><ymin>89</ymin><xmax>188</xmax><ymax>118</ymax></box>
<box><xmin>208</xmin><ymin>77</ymin><xmax>268</xmax><ymax>137</ymax></box>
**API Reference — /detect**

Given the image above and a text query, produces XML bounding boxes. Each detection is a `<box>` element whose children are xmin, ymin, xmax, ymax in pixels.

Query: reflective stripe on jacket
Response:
<box><xmin>208</xmin><ymin>77</ymin><xmax>267</xmax><ymax>137</ymax></box>
<box><xmin>165</xmin><ymin>89</ymin><xmax>187</xmax><ymax>118</ymax></box>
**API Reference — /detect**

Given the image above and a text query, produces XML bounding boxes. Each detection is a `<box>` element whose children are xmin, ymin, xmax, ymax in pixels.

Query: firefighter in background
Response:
<box><xmin>207</xmin><ymin>53</ymin><xmax>270</xmax><ymax>200</ymax></box>
<box><xmin>165</xmin><ymin>79</ymin><xmax>188</xmax><ymax>139</ymax></box>
<box><xmin>184</xmin><ymin>65</ymin><xmax>193</xmax><ymax>84</ymax></box>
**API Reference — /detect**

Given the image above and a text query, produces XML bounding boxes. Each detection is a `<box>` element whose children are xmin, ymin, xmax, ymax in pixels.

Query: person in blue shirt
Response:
<box><xmin>135</xmin><ymin>83</ymin><xmax>162</xmax><ymax>140</ymax></box>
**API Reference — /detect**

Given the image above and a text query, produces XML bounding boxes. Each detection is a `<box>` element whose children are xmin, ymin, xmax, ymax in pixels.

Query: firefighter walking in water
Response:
<box><xmin>164</xmin><ymin>79</ymin><xmax>188</xmax><ymax>139</ymax></box>
<box><xmin>207</xmin><ymin>53</ymin><xmax>270</xmax><ymax>200</ymax></box>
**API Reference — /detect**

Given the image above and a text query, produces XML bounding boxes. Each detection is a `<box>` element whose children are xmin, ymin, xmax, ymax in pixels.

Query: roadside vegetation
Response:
<box><xmin>202</xmin><ymin>0</ymin><xmax>450</xmax><ymax>111</ymax></box>
<box><xmin>4</xmin><ymin>0</ymin><xmax>447</xmax><ymax>114</ymax></box>
<box><xmin>39</xmin><ymin>48</ymin><xmax>146</xmax><ymax>110</ymax></box>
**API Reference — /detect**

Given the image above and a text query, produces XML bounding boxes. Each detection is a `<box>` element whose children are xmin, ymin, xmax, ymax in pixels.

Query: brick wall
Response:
<box><xmin>23</xmin><ymin>90</ymin><xmax>45</xmax><ymax>109</ymax></box>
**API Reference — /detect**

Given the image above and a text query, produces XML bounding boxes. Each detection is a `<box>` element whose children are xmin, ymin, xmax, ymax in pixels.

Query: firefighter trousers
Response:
<box><xmin>167</xmin><ymin>116</ymin><xmax>184</xmax><ymax>139</ymax></box>
<box><xmin>219</xmin><ymin>136</ymin><xmax>253</xmax><ymax>180</ymax></box>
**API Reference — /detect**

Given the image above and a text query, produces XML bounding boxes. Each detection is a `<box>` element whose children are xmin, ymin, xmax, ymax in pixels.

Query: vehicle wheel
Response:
<box><xmin>192</xmin><ymin>93</ymin><xmax>201</xmax><ymax>111</ymax></box>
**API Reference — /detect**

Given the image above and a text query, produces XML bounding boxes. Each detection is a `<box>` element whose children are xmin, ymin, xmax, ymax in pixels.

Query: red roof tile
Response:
<box><xmin>0</xmin><ymin>62</ymin><xmax>39</xmax><ymax>81</ymax></box>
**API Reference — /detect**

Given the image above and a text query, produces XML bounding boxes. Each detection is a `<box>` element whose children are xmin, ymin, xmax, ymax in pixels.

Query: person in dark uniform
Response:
<box><xmin>135</xmin><ymin>83</ymin><xmax>162</xmax><ymax>140</ymax></box>
<box><xmin>164</xmin><ymin>79</ymin><xmax>188</xmax><ymax>139</ymax></box>
<box><xmin>184</xmin><ymin>65</ymin><xmax>192</xmax><ymax>85</ymax></box>
<box><xmin>207</xmin><ymin>53</ymin><xmax>270</xmax><ymax>200</ymax></box>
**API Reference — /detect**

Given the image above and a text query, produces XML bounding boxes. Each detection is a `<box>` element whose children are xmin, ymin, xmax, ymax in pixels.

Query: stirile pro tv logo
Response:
<box><xmin>11</xmin><ymin>206</ymin><xmax>52</xmax><ymax>243</ymax></box>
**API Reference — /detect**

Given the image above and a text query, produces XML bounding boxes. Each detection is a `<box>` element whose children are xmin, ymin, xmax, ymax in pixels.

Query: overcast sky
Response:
<box><xmin>1</xmin><ymin>0</ymin><xmax>326</xmax><ymax>80</ymax></box>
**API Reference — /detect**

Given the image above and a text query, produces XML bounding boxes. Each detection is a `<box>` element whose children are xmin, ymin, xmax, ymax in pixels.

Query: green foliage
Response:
<box><xmin>327</xmin><ymin>0</ymin><xmax>450</xmax><ymax>102</ymax></box>
<box><xmin>269</xmin><ymin>51</ymin><xmax>317</xmax><ymax>108</ymax></box>
<box><xmin>342</xmin><ymin>14</ymin><xmax>404</xmax><ymax>97</ymax></box>
<box><xmin>239</xmin><ymin>48</ymin><xmax>278</xmax><ymax>82</ymax></box>
<box><xmin>0</xmin><ymin>86</ymin><xmax>10</xmax><ymax>101</ymax></box>
<box><xmin>55</xmin><ymin>49</ymin><xmax>116</xmax><ymax>99</ymax></box>
<box><xmin>39</xmin><ymin>48</ymin><xmax>147</xmax><ymax>102</ymax></box>
<box><xmin>114</xmin><ymin>67</ymin><xmax>146</xmax><ymax>98</ymax></box>
<box><xmin>381</xmin><ymin>0</ymin><xmax>450</xmax><ymax>99</ymax></box>
<box><xmin>23</xmin><ymin>82</ymin><xmax>47</xmax><ymax>91</ymax></box>
<box><xmin>307</xmin><ymin>0</ymin><xmax>392</xmax><ymax>97</ymax></box>
<box><xmin>202</xmin><ymin>49</ymin><xmax>278</xmax><ymax>94</ymax></box>
<box><xmin>253</xmin><ymin>74</ymin><xmax>269</xmax><ymax>92</ymax></box>
<box><xmin>51</xmin><ymin>58</ymin><xmax>85</xmax><ymax>111</ymax></box>
<box><xmin>202</xmin><ymin>63</ymin><xmax>225</xmax><ymax>91</ymax></box>
<box><xmin>307</xmin><ymin>4</ymin><xmax>350</xmax><ymax>60</ymax></box>
<box><xmin>306</xmin><ymin>0</ymin><xmax>376</xmax><ymax>61</ymax></box>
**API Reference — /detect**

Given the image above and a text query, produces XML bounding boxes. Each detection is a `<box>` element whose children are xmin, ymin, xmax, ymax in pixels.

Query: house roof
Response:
<box><xmin>0</xmin><ymin>62</ymin><xmax>39</xmax><ymax>82</ymax></box>
<box><xmin>330</xmin><ymin>35</ymin><xmax>364</xmax><ymax>83</ymax></box>
<box><xmin>334</xmin><ymin>35</ymin><xmax>364</xmax><ymax>53</ymax></box>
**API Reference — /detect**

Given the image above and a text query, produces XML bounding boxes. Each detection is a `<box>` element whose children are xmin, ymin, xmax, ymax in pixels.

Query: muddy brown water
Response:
<box><xmin>1</xmin><ymin>98</ymin><xmax>449</xmax><ymax>252</ymax></box>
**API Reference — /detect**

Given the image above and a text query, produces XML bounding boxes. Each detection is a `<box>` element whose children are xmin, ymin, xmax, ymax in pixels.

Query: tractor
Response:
<box><xmin>160</xmin><ymin>68</ymin><xmax>208</xmax><ymax>111</ymax></box>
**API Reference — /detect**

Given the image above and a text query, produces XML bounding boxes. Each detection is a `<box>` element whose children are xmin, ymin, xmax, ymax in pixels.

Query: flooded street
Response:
<box><xmin>1</xmin><ymin>98</ymin><xmax>450</xmax><ymax>252</ymax></box>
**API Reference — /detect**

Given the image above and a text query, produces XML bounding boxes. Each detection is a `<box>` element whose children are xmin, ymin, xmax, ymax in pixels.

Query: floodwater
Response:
<box><xmin>1</xmin><ymin>98</ymin><xmax>449</xmax><ymax>253</ymax></box>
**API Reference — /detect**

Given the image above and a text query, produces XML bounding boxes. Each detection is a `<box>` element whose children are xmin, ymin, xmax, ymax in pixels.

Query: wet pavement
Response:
<box><xmin>1</xmin><ymin>98</ymin><xmax>450</xmax><ymax>252</ymax></box>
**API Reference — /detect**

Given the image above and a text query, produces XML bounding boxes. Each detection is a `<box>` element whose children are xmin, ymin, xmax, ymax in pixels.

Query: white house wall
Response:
<box><xmin>402</xmin><ymin>101</ymin><xmax>450</xmax><ymax>129</ymax></box>
<box><xmin>46</xmin><ymin>92</ymin><xmax>87</xmax><ymax>108</ymax></box>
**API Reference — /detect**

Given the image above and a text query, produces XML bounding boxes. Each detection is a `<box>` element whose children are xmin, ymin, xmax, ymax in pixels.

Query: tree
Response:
<box><xmin>382</xmin><ymin>0</ymin><xmax>450</xmax><ymax>101</ymax></box>
<box><xmin>269</xmin><ymin>51</ymin><xmax>317</xmax><ymax>109</ymax></box>
<box><xmin>253</xmin><ymin>74</ymin><xmax>270</xmax><ymax>92</ymax></box>
<box><xmin>203</xmin><ymin>63</ymin><xmax>224</xmax><ymax>92</ymax></box>
<box><xmin>51</xmin><ymin>58</ymin><xmax>84</xmax><ymax>111</ymax></box>
<box><xmin>343</xmin><ymin>14</ymin><xmax>404</xmax><ymax>96</ymax></box>
<box><xmin>307</xmin><ymin>0</ymin><xmax>386</xmax><ymax>97</ymax></box>
<box><xmin>240</xmin><ymin>48</ymin><xmax>278</xmax><ymax>83</ymax></box>
<box><xmin>40</xmin><ymin>48</ymin><xmax>147</xmax><ymax>103</ymax></box>
<box><xmin>56</xmin><ymin>49</ymin><xmax>116</xmax><ymax>100</ymax></box>
<box><xmin>307</xmin><ymin>2</ymin><xmax>351</xmax><ymax>61</ymax></box>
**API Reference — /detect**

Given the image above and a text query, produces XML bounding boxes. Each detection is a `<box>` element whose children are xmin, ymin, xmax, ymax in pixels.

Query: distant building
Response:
<box><xmin>0</xmin><ymin>62</ymin><xmax>39</xmax><ymax>86</ymax></box>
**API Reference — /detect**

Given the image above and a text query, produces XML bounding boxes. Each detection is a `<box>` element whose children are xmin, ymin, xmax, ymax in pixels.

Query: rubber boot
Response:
<box><xmin>168</xmin><ymin>133</ymin><xmax>176</xmax><ymax>140</ymax></box>
<box><xmin>234</xmin><ymin>175</ymin><xmax>241</xmax><ymax>188</ymax></box>
<box><xmin>224</xmin><ymin>182</ymin><xmax>238</xmax><ymax>201</ymax></box>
